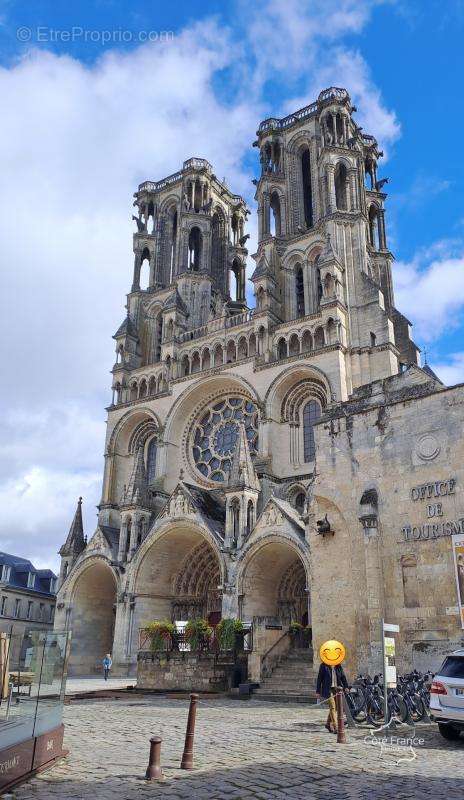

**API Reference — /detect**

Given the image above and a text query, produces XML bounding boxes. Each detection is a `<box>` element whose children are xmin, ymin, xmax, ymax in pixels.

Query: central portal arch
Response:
<box><xmin>134</xmin><ymin>526</ymin><xmax>224</xmax><ymax>630</ymax></box>
<box><xmin>240</xmin><ymin>539</ymin><xmax>309</xmax><ymax>627</ymax></box>
<box><xmin>69</xmin><ymin>559</ymin><xmax>117</xmax><ymax>675</ymax></box>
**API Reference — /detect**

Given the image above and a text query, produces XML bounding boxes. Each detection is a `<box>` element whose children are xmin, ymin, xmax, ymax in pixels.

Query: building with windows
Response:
<box><xmin>0</xmin><ymin>553</ymin><xmax>57</xmax><ymax>662</ymax></box>
<box><xmin>55</xmin><ymin>87</ymin><xmax>464</xmax><ymax>682</ymax></box>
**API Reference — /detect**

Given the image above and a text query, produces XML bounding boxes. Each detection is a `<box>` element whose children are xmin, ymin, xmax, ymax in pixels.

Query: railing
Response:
<box><xmin>136</xmin><ymin>158</ymin><xmax>248</xmax><ymax>204</ymax></box>
<box><xmin>183</xmin><ymin>157</ymin><xmax>212</xmax><ymax>172</ymax></box>
<box><xmin>257</xmin><ymin>88</ymin><xmax>350</xmax><ymax>133</ymax></box>
<box><xmin>177</xmin><ymin>309</ymin><xmax>254</xmax><ymax>344</ymax></box>
<box><xmin>138</xmin><ymin>625</ymin><xmax>253</xmax><ymax>655</ymax></box>
<box><xmin>258</xmin><ymin>103</ymin><xmax>318</xmax><ymax>133</ymax></box>
<box><xmin>260</xmin><ymin>631</ymin><xmax>291</xmax><ymax>679</ymax></box>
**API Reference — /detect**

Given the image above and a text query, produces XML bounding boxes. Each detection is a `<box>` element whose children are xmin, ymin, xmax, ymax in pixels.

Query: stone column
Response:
<box><xmin>148</xmin><ymin>250</ymin><xmax>155</xmax><ymax>289</ymax></box>
<box><xmin>128</xmin><ymin>513</ymin><xmax>139</xmax><ymax>560</ymax></box>
<box><xmin>310</xmin><ymin>137</ymin><xmax>320</xmax><ymax>224</ymax></box>
<box><xmin>327</xmin><ymin>164</ymin><xmax>336</xmax><ymax>213</ymax></box>
<box><xmin>258</xmin><ymin>416</ymin><xmax>270</xmax><ymax>460</ymax></box>
<box><xmin>378</xmin><ymin>209</ymin><xmax>387</xmax><ymax>250</ymax></box>
<box><xmin>118</xmin><ymin>518</ymin><xmax>128</xmax><ymax>562</ymax></box>
<box><xmin>111</xmin><ymin>596</ymin><xmax>128</xmax><ymax>673</ymax></box>
<box><xmin>262</xmin><ymin>192</ymin><xmax>270</xmax><ymax>235</ymax></box>
<box><xmin>360</xmin><ymin>515</ymin><xmax>384</xmax><ymax>673</ymax></box>
<box><xmin>349</xmin><ymin>169</ymin><xmax>358</xmax><ymax>211</ymax></box>
<box><xmin>132</xmin><ymin>253</ymin><xmax>141</xmax><ymax>292</ymax></box>
<box><xmin>289</xmin><ymin>422</ymin><xmax>299</xmax><ymax>465</ymax></box>
<box><xmin>331</xmin><ymin>113</ymin><xmax>338</xmax><ymax>144</ymax></box>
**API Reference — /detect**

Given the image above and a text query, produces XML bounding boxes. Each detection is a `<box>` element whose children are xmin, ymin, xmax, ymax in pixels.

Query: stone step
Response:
<box><xmin>270</xmin><ymin>665</ymin><xmax>315</xmax><ymax>674</ymax></box>
<box><xmin>253</xmin><ymin>692</ymin><xmax>318</xmax><ymax>704</ymax></box>
<box><xmin>264</xmin><ymin>675</ymin><xmax>315</xmax><ymax>684</ymax></box>
<box><xmin>264</xmin><ymin>671</ymin><xmax>316</xmax><ymax>680</ymax></box>
<box><xmin>255</xmin><ymin>686</ymin><xmax>318</xmax><ymax>695</ymax></box>
<box><xmin>262</xmin><ymin>684</ymin><xmax>315</xmax><ymax>692</ymax></box>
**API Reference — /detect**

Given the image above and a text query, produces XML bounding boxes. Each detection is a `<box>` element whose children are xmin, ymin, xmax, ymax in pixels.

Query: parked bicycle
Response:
<box><xmin>346</xmin><ymin>669</ymin><xmax>431</xmax><ymax>726</ymax></box>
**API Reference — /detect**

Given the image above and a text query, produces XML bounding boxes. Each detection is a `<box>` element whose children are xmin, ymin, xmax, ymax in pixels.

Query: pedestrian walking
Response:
<box><xmin>316</xmin><ymin>660</ymin><xmax>348</xmax><ymax>733</ymax></box>
<box><xmin>102</xmin><ymin>653</ymin><xmax>112</xmax><ymax>681</ymax></box>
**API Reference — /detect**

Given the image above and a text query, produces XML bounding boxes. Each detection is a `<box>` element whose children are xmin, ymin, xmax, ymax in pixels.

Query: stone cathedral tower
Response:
<box><xmin>56</xmin><ymin>88</ymin><xmax>464</xmax><ymax>682</ymax></box>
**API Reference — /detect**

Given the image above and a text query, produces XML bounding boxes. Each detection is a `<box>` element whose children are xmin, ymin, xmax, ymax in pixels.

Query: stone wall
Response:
<box><xmin>312</xmin><ymin>376</ymin><xmax>464</xmax><ymax>677</ymax></box>
<box><xmin>137</xmin><ymin>651</ymin><xmax>247</xmax><ymax>692</ymax></box>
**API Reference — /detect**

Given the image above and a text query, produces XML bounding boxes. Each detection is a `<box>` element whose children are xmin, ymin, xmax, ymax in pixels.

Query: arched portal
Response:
<box><xmin>240</xmin><ymin>540</ymin><xmax>309</xmax><ymax>627</ymax></box>
<box><xmin>69</xmin><ymin>560</ymin><xmax>117</xmax><ymax>675</ymax></box>
<box><xmin>134</xmin><ymin>527</ymin><xmax>223</xmax><ymax>630</ymax></box>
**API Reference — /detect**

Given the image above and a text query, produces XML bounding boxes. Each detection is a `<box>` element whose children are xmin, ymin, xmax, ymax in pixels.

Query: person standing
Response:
<box><xmin>316</xmin><ymin>661</ymin><xmax>348</xmax><ymax>733</ymax></box>
<box><xmin>102</xmin><ymin>653</ymin><xmax>112</xmax><ymax>681</ymax></box>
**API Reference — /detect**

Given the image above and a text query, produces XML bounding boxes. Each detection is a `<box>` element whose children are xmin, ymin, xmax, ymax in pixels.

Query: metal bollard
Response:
<box><xmin>145</xmin><ymin>736</ymin><xmax>164</xmax><ymax>781</ymax></box>
<box><xmin>336</xmin><ymin>688</ymin><xmax>346</xmax><ymax>744</ymax></box>
<box><xmin>180</xmin><ymin>693</ymin><xmax>199</xmax><ymax>769</ymax></box>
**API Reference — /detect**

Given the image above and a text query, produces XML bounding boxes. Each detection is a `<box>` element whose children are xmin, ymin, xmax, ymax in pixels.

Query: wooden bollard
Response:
<box><xmin>180</xmin><ymin>693</ymin><xmax>199</xmax><ymax>769</ymax></box>
<box><xmin>145</xmin><ymin>736</ymin><xmax>164</xmax><ymax>781</ymax></box>
<box><xmin>335</xmin><ymin>688</ymin><xmax>346</xmax><ymax>744</ymax></box>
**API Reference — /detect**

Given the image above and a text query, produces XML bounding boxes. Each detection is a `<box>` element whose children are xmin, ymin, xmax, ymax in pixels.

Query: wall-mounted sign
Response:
<box><xmin>452</xmin><ymin>533</ymin><xmax>464</xmax><ymax>630</ymax></box>
<box><xmin>411</xmin><ymin>478</ymin><xmax>456</xmax><ymax>502</ymax></box>
<box><xmin>400</xmin><ymin>477</ymin><xmax>463</xmax><ymax>542</ymax></box>
<box><xmin>402</xmin><ymin>519</ymin><xmax>464</xmax><ymax>542</ymax></box>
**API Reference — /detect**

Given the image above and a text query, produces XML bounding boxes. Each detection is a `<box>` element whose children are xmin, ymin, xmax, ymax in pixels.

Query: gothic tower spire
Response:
<box><xmin>228</xmin><ymin>425</ymin><xmax>260</xmax><ymax>491</ymax></box>
<box><xmin>121</xmin><ymin>444</ymin><xmax>148</xmax><ymax>507</ymax></box>
<box><xmin>58</xmin><ymin>497</ymin><xmax>86</xmax><ymax>587</ymax></box>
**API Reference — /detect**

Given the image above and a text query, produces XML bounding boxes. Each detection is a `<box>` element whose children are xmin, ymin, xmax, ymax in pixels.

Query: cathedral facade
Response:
<box><xmin>55</xmin><ymin>87</ymin><xmax>464</xmax><ymax>678</ymax></box>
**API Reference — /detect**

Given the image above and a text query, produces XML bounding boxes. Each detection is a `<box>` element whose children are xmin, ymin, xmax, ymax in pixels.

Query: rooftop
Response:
<box><xmin>0</xmin><ymin>551</ymin><xmax>57</xmax><ymax>596</ymax></box>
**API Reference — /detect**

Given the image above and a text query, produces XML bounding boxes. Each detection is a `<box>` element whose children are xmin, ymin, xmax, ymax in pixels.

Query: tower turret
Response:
<box><xmin>118</xmin><ymin>444</ymin><xmax>152</xmax><ymax>562</ymax></box>
<box><xmin>224</xmin><ymin>426</ymin><xmax>260</xmax><ymax>549</ymax></box>
<box><xmin>59</xmin><ymin>497</ymin><xmax>86</xmax><ymax>587</ymax></box>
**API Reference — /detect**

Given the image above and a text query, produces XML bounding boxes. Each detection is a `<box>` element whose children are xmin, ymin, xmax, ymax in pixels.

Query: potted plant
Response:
<box><xmin>216</xmin><ymin>618</ymin><xmax>245</xmax><ymax>651</ymax></box>
<box><xmin>144</xmin><ymin>620</ymin><xmax>175</xmax><ymax>652</ymax></box>
<box><xmin>184</xmin><ymin>618</ymin><xmax>213</xmax><ymax>652</ymax></box>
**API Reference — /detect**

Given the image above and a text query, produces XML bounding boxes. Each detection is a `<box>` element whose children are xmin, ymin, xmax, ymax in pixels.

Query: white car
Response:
<box><xmin>430</xmin><ymin>649</ymin><xmax>464</xmax><ymax>741</ymax></box>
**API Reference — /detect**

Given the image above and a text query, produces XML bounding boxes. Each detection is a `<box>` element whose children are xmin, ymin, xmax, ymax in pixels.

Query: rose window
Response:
<box><xmin>192</xmin><ymin>396</ymin><xmax>259</xmax><ymax>482</ymax></box>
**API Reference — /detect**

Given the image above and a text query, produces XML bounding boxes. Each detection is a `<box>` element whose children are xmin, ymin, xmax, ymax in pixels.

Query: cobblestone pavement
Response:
<box><xmin>12</xmin><ymin>696</ymin><xmax>464</xmax><ymax>799</ymax></box>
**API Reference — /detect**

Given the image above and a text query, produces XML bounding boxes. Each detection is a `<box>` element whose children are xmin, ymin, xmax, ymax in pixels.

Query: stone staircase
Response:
<box><xmin>254</xmin><ymin>647</ymin><xmax>318</xmax><ymax>703</ymax></box>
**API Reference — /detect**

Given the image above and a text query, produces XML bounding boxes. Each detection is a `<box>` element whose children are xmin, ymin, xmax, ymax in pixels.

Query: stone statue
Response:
<box><xmin>375</xmin><ymin>178</ymin><xmax>389</xmax><ymax>191</ymax></box>
<box><xmin>183</xmin><ymin>192</ymin><xmax>191</xmax><ymax>211</ymax></box>
<box><xmin>132</xmin><ymin>214</ymin><xmax>146</xmax><ymax>233</ymax></box>
<box><xmin>201</xmin><ymin>198</ymin><xmax>212</xmax><ymax>213</ymax></box>
<box><xmin>239</xmin><ymin>234</ymin><xmax>250</xmax><ymax>247</ymax></box>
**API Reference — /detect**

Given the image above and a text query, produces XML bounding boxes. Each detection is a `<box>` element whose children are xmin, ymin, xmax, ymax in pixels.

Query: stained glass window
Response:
<box><xmin>192</xmin><ymin>396</ymin><xmax>258</xmax><ymax>482</ymax></box>
<box><xmin>302</xmin><ymin>400</ymin><xmax>321</xmax><ymax>462</ymax></box>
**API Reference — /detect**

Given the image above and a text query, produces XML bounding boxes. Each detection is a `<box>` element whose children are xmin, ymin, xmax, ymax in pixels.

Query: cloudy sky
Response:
<box><xmin>0</xmin><ymin>0</ymin><xmax>463</xmax><ymax>569</ymax></box>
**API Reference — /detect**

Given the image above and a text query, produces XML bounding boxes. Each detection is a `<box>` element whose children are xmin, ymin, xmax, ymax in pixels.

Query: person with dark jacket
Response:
<box><xmin>316</xmin><ymin>662</ymin><xmax>348</xmax><ymax>733</ymax></box>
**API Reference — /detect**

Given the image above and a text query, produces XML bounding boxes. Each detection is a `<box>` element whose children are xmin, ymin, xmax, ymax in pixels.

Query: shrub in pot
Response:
<box><xmin>144</xmin><ymin>620</ymin><xmax>175</xmax><ymax>652</ymax></box>
<box><xmin>184</xmin><ymin>618</ymin><xmax>213</xmax><ymax>651</ymax></box>
<box><xmin>216</xmin><ymin>618</ymin><xmax>244</xmax><ymax>651</ymax></box>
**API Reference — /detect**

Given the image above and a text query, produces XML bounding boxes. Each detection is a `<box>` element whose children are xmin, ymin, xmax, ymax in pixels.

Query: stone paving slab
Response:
<box><xmin>64</xmin><ymin>676</ymin><xmax>136</xmax><ymax>695</ymax></box>
<box><xmin>11</xmin><ymin>697</ymin><xmax>464</xmax><ymax>799</ymax></box>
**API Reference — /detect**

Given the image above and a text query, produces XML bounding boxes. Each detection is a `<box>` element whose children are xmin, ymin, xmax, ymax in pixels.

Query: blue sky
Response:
<box><xmin>0</xmin><ymin>0</ymin><xmax>463</xmax><ymax>567</ymax></box>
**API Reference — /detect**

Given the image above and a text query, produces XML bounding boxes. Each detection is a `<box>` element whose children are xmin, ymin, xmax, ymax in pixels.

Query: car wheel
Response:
<box><xmin>438</xmin><ymin>722</ymin><xmax>462</xmax><ymax>741</ymax></box>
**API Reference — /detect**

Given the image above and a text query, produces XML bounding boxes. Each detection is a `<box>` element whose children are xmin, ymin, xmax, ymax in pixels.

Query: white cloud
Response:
<box><xmin>243</xmin><ymin>0</ymin><xmax>400</xmax><ymax>153</ymax></box>
<box><xmin>394</xmin><ymin>240</ymin><xmax>464</xmax><ymax>341</ymax></box>
<box><xmin>430</xmin><ymin>352</ymin><xmax>464</xmax><ymax>387</ymax></box>
<box><xmin>0</xmin><ymin>467</ymin><xmax>101</xmax><ymax>570</ymax></box>
<box><xmin>0</xmin><ymin>2</ymin><xmax>404</xmax><ymax>566</ymax></box>
<box><xmin>289</xmin><ymin>47</ymin><xmax>400</xmax><ymax>155</ymax></box>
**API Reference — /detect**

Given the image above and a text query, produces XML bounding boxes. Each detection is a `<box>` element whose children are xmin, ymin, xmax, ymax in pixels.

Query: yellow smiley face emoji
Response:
<box><xmin>320</xmin><ymin>639</ymin><xmax>346</xmax><ymax>666</ymax></box>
